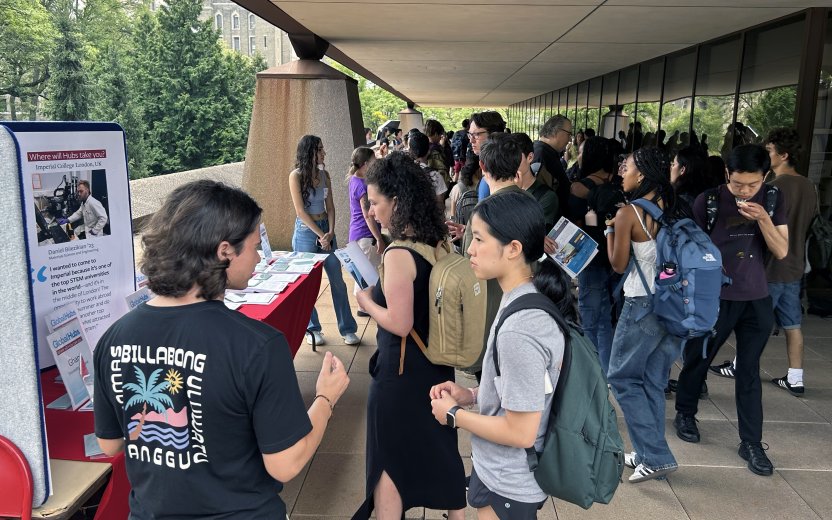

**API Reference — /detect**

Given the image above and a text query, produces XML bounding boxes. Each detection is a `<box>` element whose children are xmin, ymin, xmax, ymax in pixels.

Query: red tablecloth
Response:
<box><xmin>36</xmin><ymin>263</ymin><xmax>323</xmax><ymax>518</ymax></box>
<box><xmin>239</xmin><ymin>262</ymin><xmax>323</xmax><ymax>357</ymax></box>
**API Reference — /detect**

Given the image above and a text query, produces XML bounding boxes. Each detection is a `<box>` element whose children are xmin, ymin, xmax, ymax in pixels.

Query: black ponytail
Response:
<box><xmin>534</xmin><ymin>257</ymin><xmax>579</xmax><ymax>323</ymax></box>
<box><xmin>472</xmin><ymin>191</ymin><xmax>577</xmax><ymax>321</ymax></box>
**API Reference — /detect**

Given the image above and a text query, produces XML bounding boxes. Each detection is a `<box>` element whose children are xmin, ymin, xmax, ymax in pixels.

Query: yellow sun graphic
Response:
<box><xmin>165</xmin><ymin>369</ymin><xmax>183</xmax><ymax>395</ymax></box>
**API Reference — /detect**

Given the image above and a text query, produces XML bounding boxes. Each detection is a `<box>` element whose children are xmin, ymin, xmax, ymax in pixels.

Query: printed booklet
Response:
<box><xmin>334</xmin><ymin>242</ymin><xmax>380</xmax><ymax>290</ymax></box>
<box><xmin>547</xmin><ymin>217</ymin><xmax>599</xmax><ymax>278</ymax></box>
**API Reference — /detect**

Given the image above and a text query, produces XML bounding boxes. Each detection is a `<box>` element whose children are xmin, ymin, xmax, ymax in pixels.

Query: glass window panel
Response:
<box><xmin>619</xmin><ymin>66</ymin><xmax>639</xmax><ymax>150</ymax></box>
<box><xmin>568</xmin><ymin>84</ymin><xmax>577</xmax><ymax>124</ymax></box>
<box><xmin>577</xmin><ymin>81</ymin><xmax>589</xmax><ymax>131</ymax></box>
<box><xmin>661</xmin><ymin>49</ymin><xmax>696</xmax><ymax>153</ymax></box>
<box><xmin>635</xmin><ymin>59</ymin><xmax>663</xmax><ymax>150</ymax></box>
<box><xmin>600</xmin><ymin>72</ymin><xmax>620</xmax><ymax>138</ymax></box>
<box><xmin>694</xmin><ymin>35</ymin><xmax>741</xmax><ymax>157</ymax></box>
<box><xmin>588</xmin><ymin>77</ymin><xmax>603</xmax><ymax>134</ymax></box>
<box><xmin>809</xmin><ymin>12</ymin><xmax>832</xmax><ymax>213</ymax></box>
<box><xmin>737</xmin><ymin>15</ymin><xmax>803</xmax><ymax>145</ymax></box>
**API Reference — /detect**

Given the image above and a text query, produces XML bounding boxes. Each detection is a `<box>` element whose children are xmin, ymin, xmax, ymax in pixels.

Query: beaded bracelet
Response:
<box><xmin>314</xmin><ymin>394</ymin><xmax>334</xmax><ymax>412</ymax></box>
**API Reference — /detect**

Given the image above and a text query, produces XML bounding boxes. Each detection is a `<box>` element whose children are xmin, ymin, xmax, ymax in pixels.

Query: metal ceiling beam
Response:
<box><xmin>231</xmin><ymin>0</ymin><xmax>414</xmax><ymax>105</ymax></box>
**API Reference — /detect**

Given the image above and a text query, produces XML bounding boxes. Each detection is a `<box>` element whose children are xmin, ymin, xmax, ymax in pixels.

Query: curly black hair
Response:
<box><xmin>764</xmin><ymin>127</ymin><xmax>802</xmax><ymax>168</ymax></box>
<box><xmin>294</xmin><ymin>135</ymin><xmax>322</xmax><ymax>208</ymax></box>
<box><xmin>365</xmin><ymin>151</ymin><xmax>447</xmax><ymax>246</ymax></box>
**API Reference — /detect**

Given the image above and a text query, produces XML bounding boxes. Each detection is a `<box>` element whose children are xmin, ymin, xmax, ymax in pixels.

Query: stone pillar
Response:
<box><xmin>242</xmin><ymin>60</ymin><xmax>364</xmax><ymax>250</ymax></box>
<box><xmin>398</xmin><ymin>103</ymin><xmax>424</xmax><ymax>135</ymax></box>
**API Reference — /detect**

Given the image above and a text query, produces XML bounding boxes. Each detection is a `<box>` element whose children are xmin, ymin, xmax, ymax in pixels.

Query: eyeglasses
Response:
<box><xmin>467</xmin><ymin>130</ymin><xmax>489</xmax><ymax>140</ymax></box>
<box><xmin>559</xmin><ymin>128</ymin><xmax>573</xmax><ymax>137</ymax></box>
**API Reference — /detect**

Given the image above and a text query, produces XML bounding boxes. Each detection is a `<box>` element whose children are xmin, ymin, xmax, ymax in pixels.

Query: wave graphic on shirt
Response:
<box><xmin>128</xmin><ymin>406</ymin><xmax>190</xmax><ymax>449</ymax></box>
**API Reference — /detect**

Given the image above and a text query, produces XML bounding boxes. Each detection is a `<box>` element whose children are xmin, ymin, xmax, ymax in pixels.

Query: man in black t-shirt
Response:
<box><xmin>94</xmin><ymin>181</ymin><xmax>349</xmax><ymax>519</ymax></box>
<box><xmin>673</xmin><ymin>145</ymin><xmax>788</xmax><ymax>477</ymax></box>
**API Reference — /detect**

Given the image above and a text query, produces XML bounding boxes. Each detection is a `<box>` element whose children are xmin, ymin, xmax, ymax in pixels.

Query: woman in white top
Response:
<box><xmin>430</xmin><ymin>191</ymin><xmax>571</xmax><ymax>519</ymax></box>
<box><xmin>604</xmin><ymin>147</ymin><xmax>682</xmax><ymax>483</ymax></box>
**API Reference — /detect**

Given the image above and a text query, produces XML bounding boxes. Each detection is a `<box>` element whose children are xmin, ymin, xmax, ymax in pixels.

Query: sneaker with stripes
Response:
<box><xmin>629</xmin><ymin>463</ymin><xmax>678</xmax><ymax>483</ymax></box>
<box><xmin>771</xmin><ymin>376</ymin><xmax>805</xmax><ymax>396</ymax></box>
<box><xmin>709</xmin><ymin>360</ymin><xmax>735</xmax><ymax>378</ymax></box>
<box><xmin>624</xmin><ymin>452</ymin><xmax>637</xmax><ymax>469</ymax></box>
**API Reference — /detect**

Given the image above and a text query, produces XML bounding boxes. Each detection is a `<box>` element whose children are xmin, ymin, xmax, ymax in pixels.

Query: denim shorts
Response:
<box><xmin>467</xmin><ymin>468</ymin><xmax>545</xmax><ymax>519</ymax></box>
<box><xmin>769</xmin><ymin>280</ymin><xmax>802</xmax><ymax>329</ymax></box>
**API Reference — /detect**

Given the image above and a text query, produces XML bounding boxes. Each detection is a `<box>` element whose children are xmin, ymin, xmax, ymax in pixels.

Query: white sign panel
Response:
<box><xmin>5</xmin><ymin>122</ymin><xmax>136</xmax><ymax>368</ymax></box>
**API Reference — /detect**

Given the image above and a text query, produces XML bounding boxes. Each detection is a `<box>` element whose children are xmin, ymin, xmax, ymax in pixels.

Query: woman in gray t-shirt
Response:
<box><xmin>430</xmin><ymin>191</ymin><xmax>571</xmax><ymax>518</ymax></box>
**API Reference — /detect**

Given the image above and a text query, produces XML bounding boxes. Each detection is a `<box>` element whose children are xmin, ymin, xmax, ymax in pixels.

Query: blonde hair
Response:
<box><xmin>346</xmin><ymin>146</ymin><xmax>375</xmax><ymax>181</ymax></box>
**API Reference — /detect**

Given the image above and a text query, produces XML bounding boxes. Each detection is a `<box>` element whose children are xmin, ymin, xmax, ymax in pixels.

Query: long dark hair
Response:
<box><xmin>673</xmin><ymin>146</ymin><xmax>709</xmax><ymax>200</ymax></box>
<box><xmin>294</xmin><ymin>135</ymin><xmax>322</xmax><ymax>208</ymax></box>
<box><xmin>365</xmin><ymin>151</ymin><xmax>447</xmax><ymax>245</ymax></box>
<box><xmin>472</xmin><ymin>191</ymin><xmax>578</xmax><ymax>322</ymax></box>
<box><xmin>627</xmin><ymin>147</ymin><xmax>685</xmax><ymax>220</ymax></box>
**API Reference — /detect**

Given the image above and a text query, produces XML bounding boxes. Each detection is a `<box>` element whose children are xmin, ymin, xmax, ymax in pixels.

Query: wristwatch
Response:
<box><xmin>446</xmin><ymin>405</ymin><xmax>462</xmax><ymax>429</ymax></box>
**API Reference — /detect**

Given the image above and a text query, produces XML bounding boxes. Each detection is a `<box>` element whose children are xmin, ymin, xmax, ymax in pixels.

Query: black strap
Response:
<box><xmin>491</xmin><ymin>293</ymin><xmax>575</xmax><ymax>472</ymax></box>
<box><xmin>706</xmin><ymin>184</ymin><xmax>778</xmax><ymax>233</ymax></box>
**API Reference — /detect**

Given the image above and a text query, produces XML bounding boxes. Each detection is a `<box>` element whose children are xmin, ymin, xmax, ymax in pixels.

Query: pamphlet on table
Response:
<box><xmin>547</xmin><ymin>217</ymin><xmax>599</xmax><ymax>278</ymax></box>
<box><xmin>46</xmin><ymin>317</ymin><xmax>94</xmax><ymax>410</ymax></box>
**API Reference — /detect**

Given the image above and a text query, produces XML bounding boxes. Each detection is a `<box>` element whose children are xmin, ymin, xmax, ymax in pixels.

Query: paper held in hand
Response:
<box><xmin>334</xmin><ymin>242</ymin><xmax>380</xmax><ymax>290</ymax></box>
<box><xmin>547</xmin><ymin>217</ymin><xmax>599</xmax><ymax>279</ymax></box>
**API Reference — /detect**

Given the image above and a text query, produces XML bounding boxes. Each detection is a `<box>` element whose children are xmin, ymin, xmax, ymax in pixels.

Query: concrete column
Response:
<box><xmin>398</xmin><ymin>104</ymin><xmax>424</xmax><ymax>136</ymax></box>
<box><xmin>242</xmin><ymin>60</ymin><xmax>364</xmax><ymax>250</ymax></box>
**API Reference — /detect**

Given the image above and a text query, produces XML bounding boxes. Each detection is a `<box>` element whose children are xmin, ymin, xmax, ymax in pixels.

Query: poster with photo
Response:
<box><xmin>3</xmin><ymin>122</ymin><xmax>136</xmax><ymax>369</ymax></box>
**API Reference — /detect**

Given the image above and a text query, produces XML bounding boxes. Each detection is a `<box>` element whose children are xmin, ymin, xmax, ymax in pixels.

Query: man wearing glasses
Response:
<box><xmin>533</xmin><ymin>115</ymin><xmax>573</xmax><ymax>213</ymax></box>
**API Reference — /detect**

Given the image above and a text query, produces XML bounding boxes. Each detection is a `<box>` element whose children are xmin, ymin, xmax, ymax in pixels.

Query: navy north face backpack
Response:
<box><xmin>628</xmin><ymin>199</ymin><xmax>727</xmax><ymax>353</ymax></box>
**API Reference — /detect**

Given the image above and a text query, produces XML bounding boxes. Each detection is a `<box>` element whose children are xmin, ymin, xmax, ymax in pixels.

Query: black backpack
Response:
<box><xmin>577</xmin><ymin>177</ymin><xmax>625</xmax><ymax>259</ymax></box>
<box><xmin>455</xmin><ymin>188</ymin><xmax>478</xmax><ymax>227</ymax></box>
<box><xmin>492</xmin><ymin>293</ymin><xmax>624</xmax><ymax>509</ymax></box>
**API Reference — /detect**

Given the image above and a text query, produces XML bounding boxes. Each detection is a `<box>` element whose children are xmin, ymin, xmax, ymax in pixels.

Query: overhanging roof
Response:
<box><xmin>238</xmin><ymin>1</ymin><xmax>830</xmax><ymax>107</ymax></box>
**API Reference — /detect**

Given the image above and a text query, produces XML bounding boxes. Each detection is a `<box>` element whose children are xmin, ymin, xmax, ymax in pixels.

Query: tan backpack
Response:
<box><xmin>380</xmin><ymin>240</ymin><xmax>487</xmax><ymax>374</ymax></box>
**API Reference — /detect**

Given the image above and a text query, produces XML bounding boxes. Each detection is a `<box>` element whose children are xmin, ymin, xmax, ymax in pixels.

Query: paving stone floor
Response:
<box><xmin>284</xmin><ymin>270</ymin><xmax>832</xmax><ymax>519</ymax></box>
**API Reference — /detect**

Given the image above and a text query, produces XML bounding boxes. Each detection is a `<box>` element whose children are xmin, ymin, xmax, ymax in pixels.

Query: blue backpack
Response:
<box><xmin>627</xmin><ymin>199</ymin><xmax>727</xmax><ymax>353</ymax></box>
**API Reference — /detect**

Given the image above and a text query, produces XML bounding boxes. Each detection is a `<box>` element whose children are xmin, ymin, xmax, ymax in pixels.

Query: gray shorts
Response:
<box><xmin>467</xmin><ymin>468</ymin><xmax>546</xmax><ymax>520</ymax></box>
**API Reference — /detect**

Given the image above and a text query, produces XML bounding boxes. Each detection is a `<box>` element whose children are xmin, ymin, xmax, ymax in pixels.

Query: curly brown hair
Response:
<box><xmin>140</xmin><ymin>180</ymin><xmax>262</xmax><ymax>300</ymax></box>
<box><xmin>365</xmin><ymin>151</ymin><xmax>447</xmax><ymax>245</ymax></box>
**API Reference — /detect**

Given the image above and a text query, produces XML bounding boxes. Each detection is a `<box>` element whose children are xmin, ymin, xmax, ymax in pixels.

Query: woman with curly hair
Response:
<box><xmin>353</xmin><ymin>152</ymin><xmax>466</xmax><ymax>520</ymax></box>
<box><xmin>289</xmin><ymin>135</ymin><xmax>360</xmax><ymax>346</ymax></box>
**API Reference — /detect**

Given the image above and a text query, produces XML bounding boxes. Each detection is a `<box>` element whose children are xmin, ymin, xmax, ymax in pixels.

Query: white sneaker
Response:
<box><xmin>629</xmin><ymin>463</ymin><xmax>677</xmax><ymax>483</ymax></box>
<box><xmin>343</xmin><ymin>332</ymin><xmax>360</xmax><ymax>345</ymax></box>
<box><xmin>624</xmin><ymin>451</ymin><xmax>637</xmax><ymax>469</ymax></box>
<box><xmin>307</xmin><ymin>331</ymin><xmax>326</xmax><ymax>346</ymax></box>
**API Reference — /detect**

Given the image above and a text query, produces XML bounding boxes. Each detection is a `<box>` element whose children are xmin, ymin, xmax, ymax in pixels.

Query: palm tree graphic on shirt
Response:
<box><xmin>124</xmin><ymin>366</ymin><xmax>173</xmax><ymax>441</ymax></box>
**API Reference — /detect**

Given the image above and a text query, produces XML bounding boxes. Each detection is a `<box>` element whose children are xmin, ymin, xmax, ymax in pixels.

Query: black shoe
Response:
<box><xmin>664</xmin><ymin>385</ymin><xmax>672</xmax><ymax>400</ymax></box>
<box><xmin>699</xmin><ymin>380</ymin><xmax>709</xmax><ymax>400</ymax></box>
<box><xmin>709</xmin><ymin>360</ymin><xmax>735</xmax><ymax>379</ymax></box>
<box><xmin>668</xmin><ymin>379</ymin><xmax>678</xmax><ymax>392</ymax></box>
<box><xmin>357</xmin><ymin>310</ymin><xmax>370</xmax><ymax>318</ymax></box>
<box><xmin>674</xmin><ymin>412</ymin><xmax>700</xmax><ymax>443</ymax></box>
<box><xmin>771</xmin><ymin>376</ymin><xmax>805</xmax><ymax>396</ymax></box>
<box><xmin>738</xmin><ymin>441</ymin><xmax>773</xmax><ymax>476</ymax></box>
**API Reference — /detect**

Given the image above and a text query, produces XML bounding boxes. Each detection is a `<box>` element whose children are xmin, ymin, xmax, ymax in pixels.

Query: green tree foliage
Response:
<box><xmin>0</xmin><ymin>0</ymin><xmax>57</xmax><ymax>119</ymax></box>
<box><xmin>739</xmin><ymin>86</ymin><xmax>797</xmax><ymax>140</ymax></box>
<box><xmin>88</xmin><ymin>46</ymin><xmax>149</xmax><ymax>177</ymax></box>
<box><xmin>46</xmin><ymin>15</ymin><xmax>89</xmax><ymax>120</ymax></box>
<box><xmin>131</xmin><ymin>0</ymin><xmax>263</xmax><ymax>175</ymax></box>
